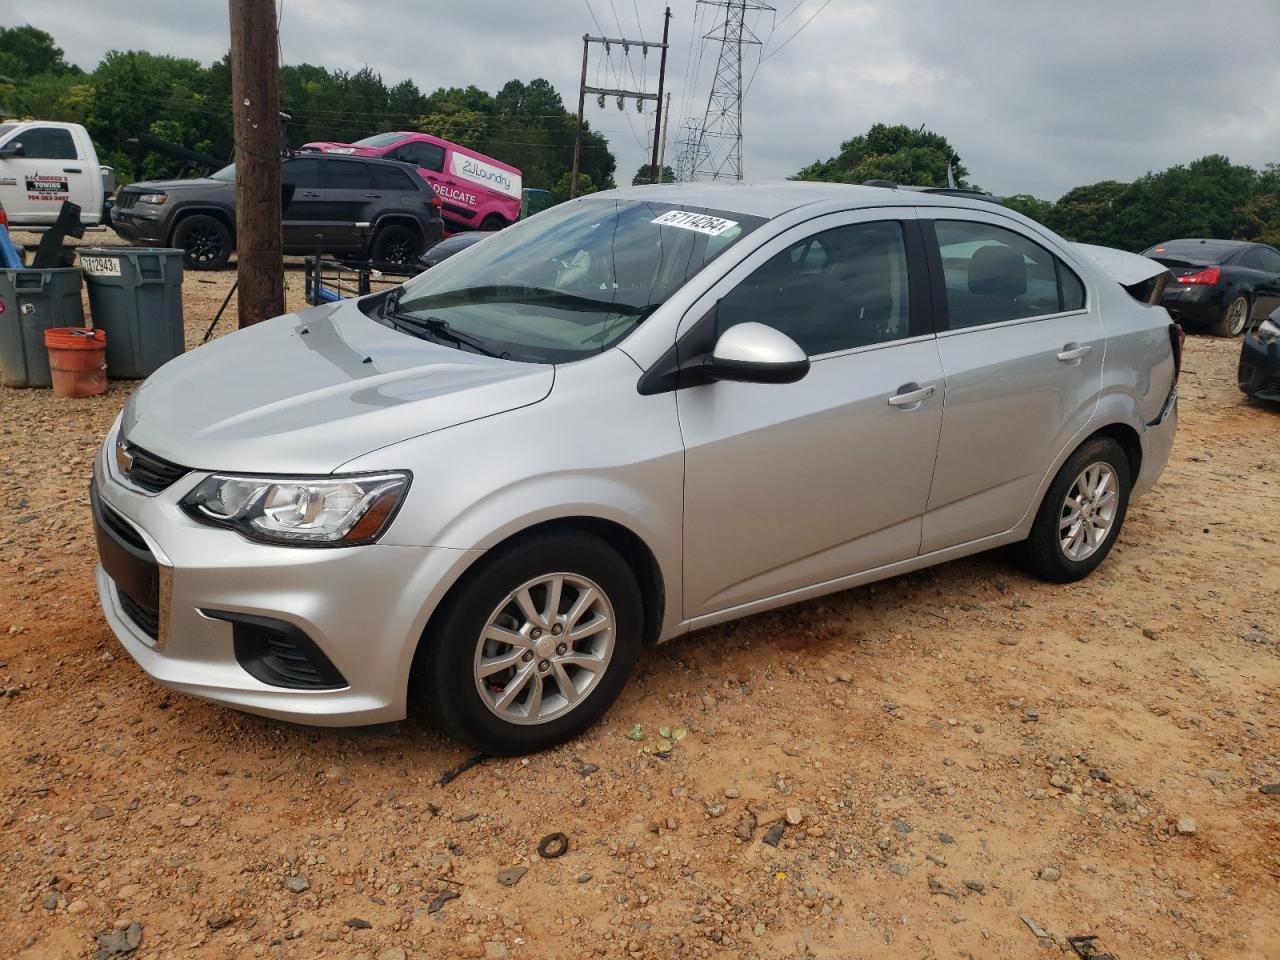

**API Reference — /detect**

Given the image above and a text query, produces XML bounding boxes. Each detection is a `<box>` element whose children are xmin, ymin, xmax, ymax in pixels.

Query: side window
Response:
<box><xmin>934</xmin><ymin>220</ymin><xmax>1080</xmax><ymax>329</ymax></box>
<box><xmin>1058</xmin><ymin>261</ymin><xmax>1086</xmax><ymax>310</ymax></box>
<box><xmin>390</xmin><ymin>141</ymin><xmax>445</xmax><ymax>173</ymax></box>
<box><xmin>324</xmin><ymin>161</ymin><xmax>370</xmax><ymax>190</ymax></box>
<box><xmin>16</xmin><ymin>127</ymin><xmax>77</xmax><ymax>159</ymax></box>
<box><xmin>1258</xmin><ymin>248</ymin><xmax>1280</xmax><ymax>273</ymax></box>
<box><xmin>717</xmin><ymin>220</ymin><xmax>911</xmax><ymax>357</ymax></box>
<box><xmin>281</xmin><ymin>158</ymin><xmax>323</xmax><ymax>190</ymax></box>
<box><xmin>370</xmin><ymin>164</ymin><xmax>416</xmax><ymax>191</ymax></box>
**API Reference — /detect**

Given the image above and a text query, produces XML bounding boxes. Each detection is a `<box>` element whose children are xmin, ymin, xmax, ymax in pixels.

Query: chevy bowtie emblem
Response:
<box><xmin>115</xmin><ymin>439</ymin><xmax>135</xmax><ymax>475</ymax></box>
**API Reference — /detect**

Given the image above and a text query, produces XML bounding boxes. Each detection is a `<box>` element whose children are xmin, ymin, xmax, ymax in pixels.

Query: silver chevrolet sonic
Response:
<box><xmin>92</xmin><ymin>183</ymin><xmax>1181</xmax><ymax>755</ymax></box>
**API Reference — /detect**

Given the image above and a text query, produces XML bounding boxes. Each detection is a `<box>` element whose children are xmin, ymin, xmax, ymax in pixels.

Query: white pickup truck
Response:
<box><xmin>0</xmin><ymin>120</ymin><xmax>113</xmax><ymax>228</ymax></box>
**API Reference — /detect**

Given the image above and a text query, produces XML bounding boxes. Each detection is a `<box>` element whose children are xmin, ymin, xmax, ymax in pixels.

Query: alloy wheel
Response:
<box><xmin>1227</xmin><ymin>296</ymin><xmax>1249</xmax><ymax>336</ymax></box>
<box><xmin>1059</xmin><ymin>461</ymin><xmax>1119</xmax><ymax>561</ymax></box>
<box><xmin>473</xmin><ymin>573</ymin><xmax>615</xmax><ymax>725</ymax></box>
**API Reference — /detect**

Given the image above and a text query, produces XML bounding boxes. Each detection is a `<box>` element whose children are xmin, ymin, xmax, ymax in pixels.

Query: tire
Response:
<box><xmin>1214</xmin><ymin>293</ymin><xmax>1250</xmax><ymax>337</ymax></box>
<box><xmin>479</xmin><ymin>214</ymin><xmax>506</xmax><ymax>231</ymax></box>
<box><xmin>370</xmin><ymin>223</ymin><xmax>423</xmax><ymax>265</ymax></box>
<box><xmin>419</xmin><ymin>531</ymin><xmax>643</xmax><ymax>756</ymax></box>
<box><xmin>1016</xmin><ymin>435</ymin><xmax>1131</xmax><ymax>583</ymax></box>
<box><xmin>172</xmin><ymin>214</ymin><xmax>232</xmax><ymax>270</ymax></box>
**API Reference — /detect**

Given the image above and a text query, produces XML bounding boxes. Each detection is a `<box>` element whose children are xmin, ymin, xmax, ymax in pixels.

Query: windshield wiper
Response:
<box><xmin>400</xmin><ymin>284</ymin><xmax>651</xmax><ymax>316</ymax></box>
<box><xmin>382</xmin><ymin>289</ymin><xmax>508</xmax><ymax>358</ymax></box>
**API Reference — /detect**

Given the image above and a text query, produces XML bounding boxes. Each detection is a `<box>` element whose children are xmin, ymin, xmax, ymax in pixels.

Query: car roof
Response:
<box><xmin>599</xmin><ymin>180</ymin><xmax>1015</xmax><ymax>220</ymax></box>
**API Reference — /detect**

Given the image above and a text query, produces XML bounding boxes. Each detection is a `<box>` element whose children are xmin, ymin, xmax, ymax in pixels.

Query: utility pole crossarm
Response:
<box><xmin>582</xmin><ymin>86</ymin><xmax>659</xmax><ymax>101</ymax></box>
<box><xmin>584</xmin><ymin>36</ymin><xmax>668</xmax><ymax>49</ymax></box>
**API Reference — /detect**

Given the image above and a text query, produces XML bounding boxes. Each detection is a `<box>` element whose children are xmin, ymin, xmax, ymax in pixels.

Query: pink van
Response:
<box><xmin>302</xmin><ymin>132</ymin><xmax>522</xmax><ymax>232</ymax></box>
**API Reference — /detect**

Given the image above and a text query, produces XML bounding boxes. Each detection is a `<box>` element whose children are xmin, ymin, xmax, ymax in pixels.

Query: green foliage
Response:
<box><xmin>0</xmin><ymin>25</ymin><xmax>74</xmax><ymax>78</ymax></box>
<box><xmin>553</xmin><ymin>172</ymin><xmax>597</xmax><ymax>203</ymax></box>
<box><xmin>1001</xmin><ymin>194</ymin><xmax>1054</xmax><ymax>225</ymax></box>
<box><xmin>632</xmin><ymin>164</ymin><xmax>676</xmax><ymax>185</ymax></box>
<box><xmin>794</xmin><ymin>122</ymin><xmax>969</xmax><ymax>188</ymax></box>
<box><xmin>1</xmin><ymin>26</ymin><xmax>616</xmax><ymax>191</ymax></box>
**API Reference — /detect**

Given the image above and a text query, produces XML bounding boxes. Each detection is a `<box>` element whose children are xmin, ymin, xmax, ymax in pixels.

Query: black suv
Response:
<box><xmin>112</xmin><ymin>154</ymin><xmax>445</xmax><ymax>270</ymax></box>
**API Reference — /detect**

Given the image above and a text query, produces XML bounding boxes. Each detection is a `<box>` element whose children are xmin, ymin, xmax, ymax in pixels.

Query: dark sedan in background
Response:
<box><xmin>1238</xmin><ymin>308</ymin><xmax>1280</xmax><ymax>404</ymax></box>
<box><xmin>1142</xmin><ymin>238</ymin><xmax>1280</xmax><ymax>337</ymax></box>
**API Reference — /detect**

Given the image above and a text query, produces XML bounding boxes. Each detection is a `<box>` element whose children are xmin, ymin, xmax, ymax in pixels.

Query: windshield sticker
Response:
<box><xmin>651</xmin><ymin>210</ymin><xmax>739</xmax><ymax>236</ymax></box>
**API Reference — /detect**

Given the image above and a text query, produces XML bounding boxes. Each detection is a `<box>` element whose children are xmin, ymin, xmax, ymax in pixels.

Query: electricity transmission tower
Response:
<box><xmin>672</xmin><ymin>119</ymin><xmax>703</xmax><ymax>182</ymax></box>
<box><xmin>691</xmin><ymin>0</ymin><xmax>773</xmax><ymax>181</ymax></box>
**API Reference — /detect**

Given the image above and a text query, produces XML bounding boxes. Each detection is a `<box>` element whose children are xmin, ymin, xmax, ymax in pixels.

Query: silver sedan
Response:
<box><xmin>92</xmin><ymin>182</ymin><xmax>1180</xmax><ymax>755</ymax></box>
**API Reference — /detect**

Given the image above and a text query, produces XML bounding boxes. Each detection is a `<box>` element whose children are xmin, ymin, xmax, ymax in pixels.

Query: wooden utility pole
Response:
<box><xmin>571</xmin><ymin>27</ymin><xmax>668</xmax><ymax>198</ymax></box>
<box><xmin>229</xmin><ymin>0</ymin><xmax>283</xmax><ymax>328</ymax></box>
<box><xmin>649</xmin><ymin>6</ymin><xmax>672</xmax><ymax>183</ymax></box>
<box><xmin>570</xmin><ymin>35</ymin><xmax>589</xmax><ymax>199</ymax></box>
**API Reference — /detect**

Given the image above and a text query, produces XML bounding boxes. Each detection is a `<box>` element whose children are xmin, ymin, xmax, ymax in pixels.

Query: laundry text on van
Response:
<box><xmin>450</xmin><ymin>152</ymin><xmax>521</xmax><ymax>199</ymax></box>
<box><xmin>650</xmin><ymin>210</ymin><xmax>739</xmax><ymax>237</ymax></box>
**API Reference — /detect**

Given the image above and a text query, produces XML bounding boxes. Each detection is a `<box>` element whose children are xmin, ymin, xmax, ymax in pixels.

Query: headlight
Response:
<box><xmin>137</xmin><ymin>193</ymin><xmax>167</xmax><ymax>205</ymax></box>
<box><xmin>1255</xmin><ymin>318</ymin><xmax>1280</xmax><ymax>344</ymax></box>
<box><xmin>181</xmin><ymin>472</ymin><xmax>410</xmax><ymax>546</ymax></box>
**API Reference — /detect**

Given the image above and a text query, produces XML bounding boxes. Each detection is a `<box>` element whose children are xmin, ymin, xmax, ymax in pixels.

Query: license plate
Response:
<box><xmin>81</xmin><ymin>256</ymin><xmax>121</xmax><ymax>277</ymax></box>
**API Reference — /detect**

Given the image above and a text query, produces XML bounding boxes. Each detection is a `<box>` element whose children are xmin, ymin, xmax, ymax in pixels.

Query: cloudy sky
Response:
<box><xmin>7</xmin><ymin>0</ymin><xmax>1280</xmax><ymax>199</ymax></box>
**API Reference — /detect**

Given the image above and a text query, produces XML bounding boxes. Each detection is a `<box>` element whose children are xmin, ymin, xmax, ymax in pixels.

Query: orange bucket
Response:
<box><xmin>44</xmin><ymin>327</ymin><xmax>108</xmax><ymax>398</ymax></box>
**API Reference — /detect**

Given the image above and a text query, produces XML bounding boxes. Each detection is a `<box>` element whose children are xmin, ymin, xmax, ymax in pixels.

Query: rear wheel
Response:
<box><xmin>1017</xmin><ymin>435</ymin><xmax>1131</xmax><ymax>583</ymax></box>
<box><xmin>370</xmin><ymin>223</ymin><xmax>423</xmax><ymax>265</ymax></box>
<box><xmin>1214</xmin><ymin>294</ymin><xmax>1250</xmax><ymax>337</ymax></box>
<box><xmin>479</xmin><ymin>214</ymin><xmax>506</xmax><ymax>231</ymax></box>
<box><xmin>172</xmin><ymin>214</ymin><xmax>232</xmax><ymax>270</ymax></box>
<box><xmin>419</xmin><ymin>531</ymin><xmax>643</xmax><ymax>755</ymax></box>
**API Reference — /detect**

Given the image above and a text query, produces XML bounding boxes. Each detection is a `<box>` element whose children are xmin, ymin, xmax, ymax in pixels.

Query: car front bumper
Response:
<box><xmin>1238</xmin><ymin>333</ymin><xmax>1280</xmax><ymax>402</ymax></box>
<box><xmin>91</xmin><ymin>423</ymin><xmax>477</xmax><ymax>727</ymax></box>
<box><xmin>109</xmin><ymin>211</ymin><xmax>168</xmax><ymax>245</ymax></box>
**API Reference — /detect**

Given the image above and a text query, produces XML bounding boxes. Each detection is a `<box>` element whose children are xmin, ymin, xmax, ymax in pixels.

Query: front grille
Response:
<box><xmin>120</xmin><ymin>442</ymin><xmax>189</xmax><ymax>494</ymax></box>
<box><xmin>118</xmin><ymin>590</ymin><xmax>160</xmax><ymax>640</ymax></box>
<box><xmin>115</xmin><ymin>191</ymin><xmax>140</xmax><ymax>210</ymax></box>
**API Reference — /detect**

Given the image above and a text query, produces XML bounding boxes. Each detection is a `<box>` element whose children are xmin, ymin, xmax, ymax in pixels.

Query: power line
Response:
<box><xmin>760</xmin><ymin>0</ymin><xmax>831</xmax><ymax>62</ymax></box>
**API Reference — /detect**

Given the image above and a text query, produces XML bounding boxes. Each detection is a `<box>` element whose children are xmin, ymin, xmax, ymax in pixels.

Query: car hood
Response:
<box><xmin>123</xmin><ymin>178</ymin><xmax>225</xmax><ymax>192</ymax></box>
<box><xmin>123</xmin><ymin>298</ymin><xmax>554</xmax><ymax>474</ymax></box>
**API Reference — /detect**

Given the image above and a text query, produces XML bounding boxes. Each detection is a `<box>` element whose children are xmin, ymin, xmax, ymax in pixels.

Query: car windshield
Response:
<box><xmin>354</xmin><ymin>132</ymin><xmax>411</xmax><ymax>148</ymax></box>
<box><xmin>383</xmin><ymin>197</ymin><xmax>764</xmax><ymax>363</ymax></box>
<box><xmin>210</xmin><ymin>163</ymin><xmax>235</xmax><ymax>182</ymax></box>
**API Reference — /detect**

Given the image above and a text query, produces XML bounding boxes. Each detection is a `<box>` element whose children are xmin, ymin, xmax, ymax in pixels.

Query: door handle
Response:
<box><xmin>1057</xmin><ymin>343</ymin><xmax>1092</xmax><ymax>363</ymax></box>
<box><xmin>364</xmin><ymin>193</ymin><xmax>382</xmax><ymax>198</ymax></box>
<box><xmin>63</xmin><ymin>167</ymin><xmax>82</xmax><ymax>173</ymax></box>
<box><xmin>887</xmin><ymin>383</ymin><xmax>935</xmax><ymax>408</ymax></box>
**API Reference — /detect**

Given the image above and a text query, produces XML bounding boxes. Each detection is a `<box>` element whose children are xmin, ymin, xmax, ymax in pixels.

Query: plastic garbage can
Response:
<box><xmin>79</xmin><ymin>247</ymin><xmax>184</xmax><ymax>379</ymax></box>
<box><xmin>0</xmin><ymin>266</ymin><xmax>86</xmax><ymax>388</ymax></box>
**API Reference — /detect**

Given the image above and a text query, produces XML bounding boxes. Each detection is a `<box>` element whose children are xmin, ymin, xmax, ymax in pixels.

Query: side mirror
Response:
<box><xmin>0</xmin><ymin>142</ymin><xmax>22</xmax><ymax>158</ymax></box>
<box><xmin>704</xmin><ymin>322</ymin><xmax>810</xmax><ymax>385</ymax></box>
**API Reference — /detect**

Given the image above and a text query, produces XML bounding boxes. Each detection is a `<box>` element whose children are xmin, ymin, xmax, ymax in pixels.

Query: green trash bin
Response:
<box><xmin>0</xmin><ymin>267</ymin><xmax>86</xmax><ymax>388</ymax></box>
<box><xmin>79</xmin><ymin>247</ymin><xmax>185</xmax><ymax>380</ymax></box>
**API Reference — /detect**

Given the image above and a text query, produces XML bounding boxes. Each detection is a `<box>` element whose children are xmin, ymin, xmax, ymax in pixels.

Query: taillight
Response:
<box><xmin>429</xmin><ymin>196</ymin><xmax>443</xmax><ymax>209</ymax></box>
<box><xmin>1176</xmin><ymin>266</ymin><xmax>1220</xmax><ymax>286</ymax></box>
<box><xmin>1169</xmin><ymin>322</ymin><xmax>1185</xmax><ymax>384</ymax></box>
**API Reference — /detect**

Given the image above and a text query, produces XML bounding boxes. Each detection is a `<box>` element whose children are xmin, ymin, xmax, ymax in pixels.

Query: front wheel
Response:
<box><xmin>1214</xmin><ymin>294</ymin><xmax>1250</xmax><ymax>337</ymax></box>
<box><xmin>172</xmin><ymin>214</ymin><xmax>232</xmax><ymax>270</ymax></box>
<box><xmin>1016</xmin><ymin>435</ymin><xmax>1131</xmax><ymax>583</ymax></box>
<box><xmin>479</xmin><ymin>214</ymin><xmax>506</xmax><ymax>231</ymax></box>
<box><xmin>419</xmin><ymin>531</ymin><xmax>643</xmax><ymax>755</ymax></box>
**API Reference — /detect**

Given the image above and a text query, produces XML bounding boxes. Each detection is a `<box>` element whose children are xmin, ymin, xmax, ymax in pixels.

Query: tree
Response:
<box><xmin>554</xmin><ymin>171</ymin><xmax>596</xmax><ymax>202</ymax></box>
<box><xmin>1041</xmin><ymin>181</ymin><xmax>1131</xmax><ymax>247</ymax></box>
<box><xmin>1002</xmin><ymin>194</ymin><xmax>1054</xmax><ymax>224</ymax></box>
<box><xmin>632</xmin><ymin>164</ymin><xmax>675</xmax><ymax>185</ymax></box>
<box><xmin>793</xmin><ymin>123</ymin><xmax>968</xmax><ymax>188</ymax></box>
<box><xmin>0</xmin><ymin>25</ymin><xmax>74</xmax><ymax>79</ymax></box>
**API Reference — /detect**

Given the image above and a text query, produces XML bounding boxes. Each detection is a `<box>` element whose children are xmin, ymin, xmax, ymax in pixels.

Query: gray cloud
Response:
<box><xmin>5</xmin><ymin>0</ymin><xmax>1279</xmax><ymax>198</ymax></box>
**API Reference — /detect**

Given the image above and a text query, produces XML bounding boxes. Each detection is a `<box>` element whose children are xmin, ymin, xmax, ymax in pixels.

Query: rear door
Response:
<box><xmin>280</xmin><ymin>157</ymin><xmax>327</xmax><ymax>249</ymax></box>
<box><xmin>0</xmin><ymin>125</ymin><xmax>94</xmax><ymax>225</ymax></box>
<box><xmin>919</xmin><ymin>211</ymin><xmax>1104</xmax><ymax>553</ymax></box>
<box><xmin>320</xmin><ymin>159</ymin><xmax>373</xmax><ymax>252</ymax></box>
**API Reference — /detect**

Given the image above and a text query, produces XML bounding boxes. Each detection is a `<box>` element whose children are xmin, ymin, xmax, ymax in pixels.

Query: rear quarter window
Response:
<box><xmin>370</xmin><ymin>164</ymin><xmax>418</xmax><ymax>191</ymax></box>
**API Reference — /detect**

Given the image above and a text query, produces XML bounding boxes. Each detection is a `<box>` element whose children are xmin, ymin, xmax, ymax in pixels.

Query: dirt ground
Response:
<box><xmin>1</xmin><ymin>232</ymin><xmax>1278</xmax><ymax>960</ymax></box>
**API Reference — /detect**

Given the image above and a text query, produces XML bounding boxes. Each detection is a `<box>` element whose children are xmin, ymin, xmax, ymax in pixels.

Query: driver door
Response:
<box><xmin>0</xmin><ymin>126</ymin><xmax>92</xmax><ymax>226</ymax></box>
<box><xmin>676</xmin><ymin>209</ymin><xmax>944</xmax><ymax>619</ymax></box>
